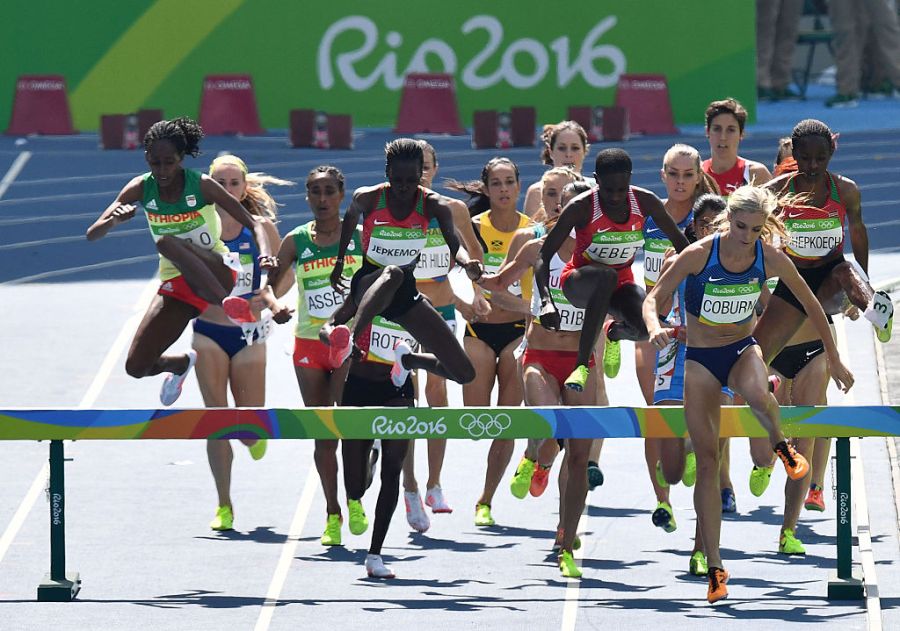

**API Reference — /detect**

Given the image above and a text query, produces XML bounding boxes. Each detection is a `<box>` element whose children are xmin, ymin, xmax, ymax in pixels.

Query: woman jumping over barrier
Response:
<box><xmin>86</xmin><ymin>117</ymin><xmax>275</xmax><ymax>406</ymax></box>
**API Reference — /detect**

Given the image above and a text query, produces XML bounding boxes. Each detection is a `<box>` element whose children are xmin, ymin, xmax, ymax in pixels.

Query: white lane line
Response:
<box><xmin>254</xmin><ymin>464</ymin><xmax>318</xmax><ymax>631</ymax></box>
<box><xmin>560</xmin><ymin>509</ymin><xmax>589</xmax><ymax>631</ymax></box>
<box><xmin>0</xmin><ymin>276</ymin><xmax>156</xmax><ymax>568</ymax></box>
<box><xmin>2</xmin><ymin>254</ymin><xmax>158</xmax><ymax>285</ymax></box>
<box><xmin>0</xmin><ymin>151</ymin><xmax>31</xmax><ymax>199</ymax></box>
<box><xmin>874</xmin><ymin>330</ymin><xmax>900</xmax><ymax>558</ymax></box>
<box><xmin>851</xmin><ymin>438</ymin><xmax>882</xmax><ymax>631</ymax></box>
<box><xmin>0</xmin><ymin>227</ymin><xmax>145</xmax><ymax>252</ymax></box>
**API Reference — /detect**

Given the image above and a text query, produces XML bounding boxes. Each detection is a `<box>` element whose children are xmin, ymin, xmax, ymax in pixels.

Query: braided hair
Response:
<box><xmin>791</xmin><ymin>118</ymin><xmax>836</xmax><ymax>155</ymax></box>
<box><xmin>143</xmin><ymin>117</ymin><xmax>203</xmax><ymax>157</ymax></box>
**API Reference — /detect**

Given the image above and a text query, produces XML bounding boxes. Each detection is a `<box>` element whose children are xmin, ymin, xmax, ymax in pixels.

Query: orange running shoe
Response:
<box><xmin>805</xmin><ymin>486</ymin><xmax>826</xmax><ymax>512</ymax></box>
<box><xmin>707</xmin><ymin>567</ymin><xmax>729</xmax><ymax>604</ymax></box>
<box><xmin>774</xmin><ymin>440</ymin><xmax>809</xmax><ymax>480</ymax></box>
<box><xmin>530</xmin><ymin>465</ymin><xmax>551</xmax><ymax>497</ymax></box>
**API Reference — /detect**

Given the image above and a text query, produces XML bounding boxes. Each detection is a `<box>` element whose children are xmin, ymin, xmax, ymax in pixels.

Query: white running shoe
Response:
<box><xmin>405</xmin><ymin>491</ymin><xmax>431</xmax><ymax>532</ymax></box>
<box><xmin>425</xmin><ymin>486</ymin><xmax>453</xmax><ymax>514</ymax></box>
<box><xmin>391</xmin><ymin>341</ymin><xmax>412</xmax><ymax>387</ymax></box>
<box><xmin>159</xmin><ymin>350</ymin><xmax>197</xmax><ymax>406</ymax></box>
<box><xmin>365</xmin><ymin>554</ymin><xmax>395</xmax><ymax>579</ymax></box>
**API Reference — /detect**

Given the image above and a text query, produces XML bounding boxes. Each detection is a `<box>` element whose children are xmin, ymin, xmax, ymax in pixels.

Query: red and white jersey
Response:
<box><xmin>571</xmin><ymin>187</ymin><xmax>645</xmax><ymax>270</ymax></box>
<box><xmin>702</xmin><ymin>157</ymin><xmax>750</xmax><ymax>196</ymax></box>
<box><xmin>362</xmin><ymin>184</ymin><xmax>429</xmax><ymax>268</ymax></box>
<box><xmin>782</xmin><ymin>173</ymin><xmax>847</xmax><ymax>261</ymax></box>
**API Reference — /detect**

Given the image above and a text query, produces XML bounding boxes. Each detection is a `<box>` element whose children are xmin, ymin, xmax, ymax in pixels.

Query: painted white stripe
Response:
<box><xmin>0</xmin><ymin>151</ymin><xmax>31</xmax><ymax>199</ymax></box>
<box><xmin>0</xmin><ymin>462</ymin><xmax>49</xmax><ymax>567</ymax></box>
<box><xmin>560</xmin><ymin>509</ymin><xmax>589</xmax><ymax>631</ymax></box>
<box><xmin>254</xmin><ymin>464</ymin><xmax>318</xmax><ymax>631</ymax></box>
<box><xmin>851</xmin><ymin>438</ymin><xmax>882</xmax><ymax>630</ymax></box>
<box><xmin>2</xmin><ymin>254</ymin><xmax>158</xmax><ymax>285</ymax></box>
<box><xmin>0</xmin><ymin>227</ymin><xmax>145</xmax><ymax>252</ymax></box>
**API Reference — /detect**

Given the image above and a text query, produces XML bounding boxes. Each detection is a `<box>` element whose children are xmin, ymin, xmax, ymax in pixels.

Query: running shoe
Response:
<box><xmin>425</xmin><ymin>486</ymin><xmax>453</xmax><ymax>513</ymax></box>
<box><xmin>321</xmin><ymin>513</ymin><xmax>342</xmax><ymax>546</ymax></box>
<box><xmin>652</xmin><ymin>501</ymin><xmax>677</xmax><ymax>533</ymax></box>
<box><xmin>210</xmin><ymin>505</ymin><xmax>233</xmax><ymax>531</ymax></box>
<box><xmin>689</xmin><ymin>551</ymin><xmax>708</xmax><ymax>576</ymax></box>
<box><xmin>655</xmin><ymin>461</ymin><xmax>669</xmax><ymax>489</ymax></box>
<box><xmin>474</xmin><ymin>503</ymin><xmax>495</xmax><ymax>527</ymax></box>
<box><xmin>602</xmin><ymin>319</ymin><xmax>621</xmax><ymax>379</ymax></box>
<box><xmin>530</xmin><ymin>465</ymin><xmax>551</xmax><ymax>497</ymax></box>
<box><xmin>365</xmin><ymin>554</ymin><xmax>395</xmax><ymax>579</ymax></box>
<box><xmin>347</xmin><ymin>499</ymin><xmax>369</xmax><ymax>535</ymax></box>
<box><xmin>327</xmin><ymin>324</ymin><xmax>352</xmax><ymax>368</ymax></box>
<box><xmin>721</xmin><ymin>487</ymin><xmax>737</xmax><ymax>514</ymax></box>
<box><xmin>779</xmin><ymin>528</ymin><xmax>806</xmax><ymax>555</ymax></box>
<box><xmin>587</xmin><ymin>461</ymin><xmax>605</xmax><ymax>490</ymax></box>
<box><xmin>391</xmin><ymin>340</ymin><xmax>412</xmax><ymax>387</ymax></box>
<box><xmin>563</xmin><ymin>364</ymin><xmax>589</xmax><ymax>392</ymax></box>
<box><xmin>553</xmin><ymin>527</ymin><xmax>582</xmax><ymax>551</ymax></box>
<box><xmin>874</xmin><ymin>290</ymin><xmax>894</xmax><ymax>343</ymax></box>
<box><xmin>247</xmin><ymin>438</ymin><xmax>267</xmax><ymax>461</ymax></box>
<box><xmin>749</xmin><ymin>465</ymin><xmax>774</xmax><ymax>497</ymax></box>
<box><xmin>559</xmin><ymin>550</ymin><xmax>583</xmax><ymax>578</ymax></box>
<box><xmin>707</xmin><ymin>567</ymin><xmax>729</xmax><ymax>603</ymax></box>
<box><xmin>365</xmin><ymin>443</ymin><xmax>380</xmax><ymax>491</ymax></box>
<box><xmin>160</xmin><ymin>350</ymin><xmax>197</xmax><ymax>406</ymax></box>
<box><xmin>222</xmin><ymin>296</ymin><xmax>256</xmax><ymax>324</ymax></box>
<box><xmin>774</xmin><ymin>441</ymin><xmax>810</xmax><ymax>480</ymax></box>
<box><xmin>510</xmin><ymin>455</ymin><xmax>536</xmax><ymax>499</ymax></box>
<box><xmin>805</xmin><ymin>486</ymin><xmax>826</xmax><ymax>512</ymax></box>
<box><xmin>682</xmin><ymin>452</ymin><xmax>697</xmax><ymax>487</ymax></box>
<box><xmin>404</xmin><ymin>491</ymin><xmax>431</xmax><ymax>533</ymax></box>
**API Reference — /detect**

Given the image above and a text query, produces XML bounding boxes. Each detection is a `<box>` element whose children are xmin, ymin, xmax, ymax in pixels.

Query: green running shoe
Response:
<box><xmin>474</xmin><ymin>503</ymin><xmax>495</xmax><ymax>527</ymax></box>
<box><xmin>689</xmin><ymin>550</ymin><xmax>708</xmax><ymax>576</ymax></box>
<box><xmin>655</xmin><ymin>461</ymin><xmax>669</xmax><ymax>489</ymax></box>
<box><xmin>651</xmin><ymin>501</ymin><xmax>677</xmax><ymax>533</ymax></box>
<box><xmin>321</xmin><ymin>513</ymin><xmax>342</xmax><ymax>546</ymax></box>
<box><xmin>347</xmin><ymin>499</ymin><xmax>368</xmax><ymax>535</ymax></box>
<box><xmin>248</xmin><ymin>438</ymin><xmax>267</xmax><ymax>461</ymax></box>
<box><xmin>875</xmin><ymin>291</ymin><xmax>894</xmax><ymax>342</ymax></box>
<box><xmin>682</xmin><ymin>451</ymin><xmax>697</xmax><ymax>487</ymax></box>
<box><xmin>602</xmin><ymin>320</ymin><xmax>621</xmax><ymax>378</ymax></box>
<box><xmin>510</xmin><ymin>455</ymin><xmax>536</xmax><ymax>499</ymax></box>
<box><xmin>564</xmin><ymin>364</ymin><xmax>589</xmax><ymax>392</ymax></box>
<box><xmin>210</xmin><ymin>505</ymin><xmax>234</xmax><ymax>531</ymax></box>
<box><xmin>779</xmin><ymin>528</ymin><xmax>806</xmax><ymax>555</ymax></box>
<box><xmin>749</xmin><ymin>465</ymin><xmax>774</xmax><ymax>497</ymax></box>
<box><xmin>559</xmin><ymin>550</ymin><xmax>583</xmax><ymax>578</ymax></box>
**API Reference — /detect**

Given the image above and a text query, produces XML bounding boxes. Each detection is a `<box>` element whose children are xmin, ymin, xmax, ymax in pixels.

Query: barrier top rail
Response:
<box><xmin>2</xmin><ymin>405</ymin><xmax>899</xmax><ymax>440</ymax></box>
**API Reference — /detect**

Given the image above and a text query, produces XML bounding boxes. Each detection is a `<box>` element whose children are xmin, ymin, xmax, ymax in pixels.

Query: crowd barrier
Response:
<box><xmin>4</xmin><ymin>405</ymin><xmax>896</xmax><ymax>602</ymax></box>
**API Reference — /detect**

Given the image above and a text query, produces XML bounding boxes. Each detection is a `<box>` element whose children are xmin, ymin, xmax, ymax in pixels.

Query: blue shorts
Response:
<box><xmin>193</xmin><ymin>319</ymin><xmax>254</xmax><ymax>359</ymax></box>
<box><xmin>685</xmin><ymin>336</ymin><xmax>758</xmax><ymax>389</ymax></box>
<box><xmin>654</xmin><ymin>341</ymin><xmax>733</xmax><ymax>403</ymax></box>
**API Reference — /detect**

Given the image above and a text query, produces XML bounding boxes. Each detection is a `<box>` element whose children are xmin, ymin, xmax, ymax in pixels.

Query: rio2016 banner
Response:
<box><xmin>0</xmin><ymin>0</ymin><xmax>754</xmax><ymax>132</ymax></box>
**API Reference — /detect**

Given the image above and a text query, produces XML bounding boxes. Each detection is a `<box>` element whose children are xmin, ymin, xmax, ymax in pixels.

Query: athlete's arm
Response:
<box><xmin>536</xmin><ymin>194</ymin><xmax>588</xmax><ymax>329</ymax></box>
<box><xmin>523</xmin><ymin>182</ymin><xmax>543</xmax><ymax>217</ymax></box>
<box><xmin>330</xmin><ymin>189</ymin><xmax>369</xmax><ymax>292</ymax></box>
<box><xmin>449</xmin><ymin>197</ymin><xmax>483</xmax><ymax>263</ymax></box>
<box><xmin>86</xmin><ymin>176</ymin><xmax>143</xmax><ymax>241</ymax></box>
<box><xmin>432</xmin><ymin>196</ymin><xmax>483</xmax><ymax>281</ymax></box>
<box><xmin>644</xmin><ymin>243</ymin><xmax>706</xmax><ymax>348</ymax></box>
<box><xmin>201</xmin><ymin>176</ymin><xmax>274</xmax><ymax>266</ymax></box>
<box><xmin>748</xmin><ymin>161</ymin><xmax>773</xmax><ymax>186</ymax></box>
<box><xmin>840</xmin><ymin>177</ymin><xmax>867</xmax><ymax>274</ymax></box>
<box><xmin>765</xmin><ymin>243</ymin><xmax>854</xmax><ymax>392</ymax></box>
<box><xmin>639</xmin><ymin>190</ymin><xmax>690</xmax><ymax>253</ymax></box>
<box><xmin>481</xmin><ymin>230</ymin><xmax>540</xmax><ymax>291</ymax></box>
<box><xmin>267</xmin><ymin>232</ymin><xmax>298</xmax><ymax>298</ymax></box>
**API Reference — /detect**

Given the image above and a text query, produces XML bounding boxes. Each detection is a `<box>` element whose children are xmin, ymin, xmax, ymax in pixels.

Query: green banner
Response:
<box><xmin>1</xmin><ymin>0</ymin><xmax>755</xmax><ymax>132</ymax></box>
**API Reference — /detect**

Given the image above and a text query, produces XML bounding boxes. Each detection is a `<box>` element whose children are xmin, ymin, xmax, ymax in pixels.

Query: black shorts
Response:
<box><xmin>350</xmin><ymin>260</ymin><xmax>423</xmax><ymax>322</ymax></box>
<box><xmin>341</xmin><ymin>371</ymin><xmax>414</xmax><ymax>406</ymax></box>
<box><xmin>464</xmin><ymin>320</ymin><xmax>526</xmax><ymax>356</ymax></box>
<box><xmin>772</xmin><ymin>257</ymin><xmax>843</xmax><ymax>314</ymax></box>
<box><xmin>770</xmin><ymin>340</ymin><xmax>826</xmax><ymax>380</ymax></box>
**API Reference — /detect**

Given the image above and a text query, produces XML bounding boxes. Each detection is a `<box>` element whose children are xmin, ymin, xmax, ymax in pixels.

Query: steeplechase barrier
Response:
<box><xmin>3</xmin><ymin>404</ymin><xmax>898</xmax><ymax>602</ymax></box>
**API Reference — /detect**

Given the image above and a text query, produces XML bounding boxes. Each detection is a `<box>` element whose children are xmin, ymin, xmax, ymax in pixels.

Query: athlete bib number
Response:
<box><xmin>643</xmin><ymin>238</ymin><xmax>670</xmax><ymax>286</ymax></box>
<box><xmin>366</xmin><ymin>226</ymin><xmax>426</xmax><ymax>267</ymax></box>
<box><xmin>367</xmin><ymin>317</ymin><xmax>417</xmax><ymax>364</ymax></box>
<box><xmin>583</xmin><ymin>230</ymin><xmax>644</xmax><ymax>267</ymax></box>
<box><xmin>784</xmin><ymin>218</ymin><xmax>843</xmax><ymax>259</ymax></box>
<box><xmin>699</xmin><ymin>283</ymin><xmax>761</xmax><ymax>325</ymax></box>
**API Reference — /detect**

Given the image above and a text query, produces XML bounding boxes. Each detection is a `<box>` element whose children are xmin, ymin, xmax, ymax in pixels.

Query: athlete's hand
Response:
<box><xmin>842</xmin><ymin>302</ymin><xmax>860</xmax><ymax>321</ymax></box>
<box><xmin>476</xmin><ymin>272</ymin><xmax>501</xmax><ymax>291</ymax></box>
<box><xmin>330</xmin><ymin>262</ymin><xmax>348</xmax><ymax>293</ymax></box>
<box><xmin>827</xmin><ymin>355</ymin><xmax>854</xmax><ymax>393</ymax></box>
<box><xmin>472</xmin><ymin>292</ymin><xmax>492</xmax><ymax>317</ymax></box>
<box><xmin>270</xmin><ymin>302</ymin><xmax>295</xmax><ymax>324</ymax></box>
<box><xmin>258</xmin><ymin>254</ymin><xmax>279</xmax><ymax>271</ymax></box>
<box><xmin>463</xmin><ymin>260</ymin><xmax>484</xmax><ymax>282</ymax></box>
<box><xmin>539</xmin><ymin>298</ymin><xmax>560</xmax><ymax>331</ymax></box>
<box><xmin>110</xmin><ymin>203</ymin><xmax>136</xmax><ymax>224</ymax></box>
<box><xmin>648</xmin><ymin>326</ymin><xmax>672</xmax><ymax>350</ymax></box>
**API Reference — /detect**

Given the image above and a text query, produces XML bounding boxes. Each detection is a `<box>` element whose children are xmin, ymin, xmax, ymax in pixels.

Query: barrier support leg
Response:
<box><xmin>37</xmin><ymin>440</ymin><xmax>81</xmax><ymax>602</ymax></box>
<box><xmin>827</xmin><ymin>436</ymin><xmax>863</xmax><ymax>600</ymax></box>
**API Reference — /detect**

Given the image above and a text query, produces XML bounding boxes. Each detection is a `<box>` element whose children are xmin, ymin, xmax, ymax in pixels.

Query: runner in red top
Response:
<box><xmin>701</xmin><ymin>98</ymin><xmax>772</xmax><ymax>195</ymax></box>
<box><xmin>328</xmin><ymin>138</ymin><xmax>482</xmax><ymax>387</ymax></box>
<box><xmin>536</xmin><ymin>148</ymin><xmax>690</xmax><ymax>391</ymax></box>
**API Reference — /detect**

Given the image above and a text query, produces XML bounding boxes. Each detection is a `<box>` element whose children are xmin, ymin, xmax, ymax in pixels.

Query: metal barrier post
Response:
<box><xmin>37</xmin><ymin>440</ymin><xmax>81</xmax><ymax>601</ymax></box>
<box><xmin>827</xmin><ymin>437</ymin><xmax>863</xmax><ymax>599</ymax></box>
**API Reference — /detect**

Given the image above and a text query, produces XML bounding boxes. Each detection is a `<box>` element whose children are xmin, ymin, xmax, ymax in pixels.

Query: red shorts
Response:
<box><xmin>559</xmin><ymin>260</ymin><xmax>635</xmax><ymax>293</ymax></box>
<box><xmin>158</xmin><ymin>269</ymin><xmax>239</xmax><ymax>312</ymax></box>
<box><xmin>293</xmin><ymin>337</ymin><xmax>334</xmax><ymax>371</ymax></box>
<box><xmin>522</xmin><ymin>348</ymin><xmax>596</xmax><ymax>391</ymax></box>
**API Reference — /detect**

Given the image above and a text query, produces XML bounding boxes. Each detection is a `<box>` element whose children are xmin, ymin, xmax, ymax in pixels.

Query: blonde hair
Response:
<box><xmin>721</xmin><ymin>185</ymin><xmax>788</xmax><ymax>244</ymax></box>
<box><xmin>662</xmin><ymin>143</ymin><xmax>720</xmax><ymax>198</ymax></box>
<box><xmin>533</xmin><ymin>166</ymin><xmax>581</xmax><ymax>225</ymax></box>
<box><xmin>209</xmin><ymin>154</ymin><xmax>293</xmax><ymax>221</ymax></box>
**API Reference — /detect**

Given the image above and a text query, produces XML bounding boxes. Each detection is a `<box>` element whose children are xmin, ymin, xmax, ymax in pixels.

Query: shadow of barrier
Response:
<box><xmin>4</xmin><ymin>404</ymin><xmax>895</xmax><ymax>602</ymax></box>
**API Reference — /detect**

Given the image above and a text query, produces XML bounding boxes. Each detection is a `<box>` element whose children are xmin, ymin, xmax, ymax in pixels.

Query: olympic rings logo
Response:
<box><xmin>459</xmin><ymin>412</ymin><xmax>512</xmax><ymax>438</ymax></box>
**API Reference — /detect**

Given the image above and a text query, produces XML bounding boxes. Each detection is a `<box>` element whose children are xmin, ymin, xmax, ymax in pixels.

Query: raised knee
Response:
<box><xmin>124</xmin><ymin>356</ymin><xmax>150</xmax><ymax>379</ymax></box>
<box><xmin>383</xmin><ymin>265</ymin><xmax>405</xmax><ymax>284</ymax></box>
